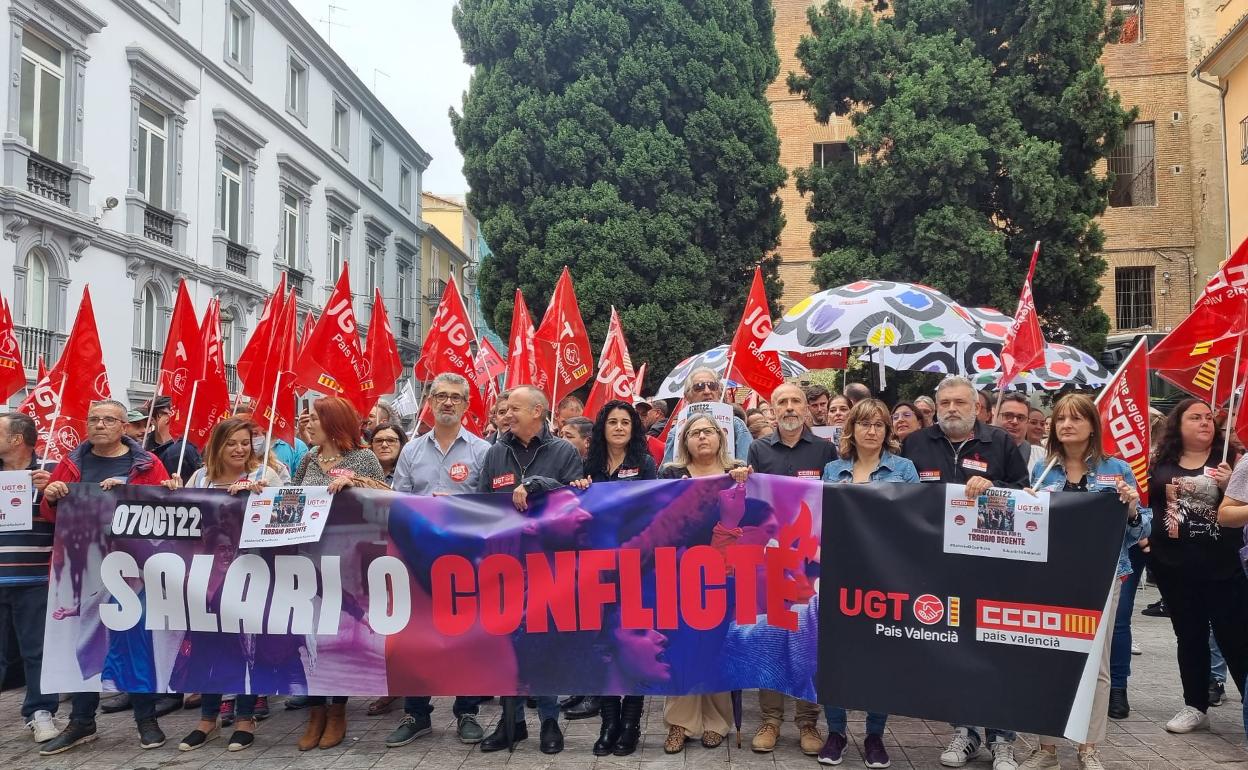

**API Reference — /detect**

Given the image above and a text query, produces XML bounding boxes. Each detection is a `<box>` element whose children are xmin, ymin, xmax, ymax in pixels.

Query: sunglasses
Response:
<box><xmin>692</xmin><ymin>381</ymin><xmax>722</xmax><ymax>393</ymax></box>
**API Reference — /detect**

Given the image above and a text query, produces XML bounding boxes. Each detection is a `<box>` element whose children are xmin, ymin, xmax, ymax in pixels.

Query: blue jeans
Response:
<box><xmin>0</xmin><ymin>585</ymin><xmax>58</xmax><ymax>718</ymax></box>
<box><xmin>200</xmin><ymin>694</ymin><xmax>256</xmax><ymax>719</ymax></box>
<box><xmin>1110</xmin><ymin>547</ymin><xmax>1146</xmax><ymax>688</ymax></box>
<box><xmin>512</xmin><ymin>695</ymin><xmax>559</xmax><ymax>723</ymax></box>
<box><xmin>405</xmin><ymin>696</ymin><xmax>481</xmax><ymax>718</ymax></box>
<box><xmin>825</xmin><ymin>706</ymin><xmax>887</xmax><ymax>736</ymax></box>
<box><xmin>71</xmin><ymin>692</ymin><xmax>158</xmax><ymax>724</ymax></box>
<box><xmin>952</xmin><ymin>726</ymin><xmax>1016</xmax><ymax>745</ymax></box>
<box><xmin>1211</xmin><ymin>629</ymin><xmax>1228</xmax><ymax>683</ymax></box>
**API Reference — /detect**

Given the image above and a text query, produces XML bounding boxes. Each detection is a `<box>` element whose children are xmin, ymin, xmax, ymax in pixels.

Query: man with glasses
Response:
<box><xmin>40</xmin><ymin>400</ymin><xmax>172</xmax><ymax>755</ymax></box>
<box><xmin>993</xmin><ymin>393</ymin><xmax>1044</xmax><ymax>474</ymax></box>
<box><xmin>662</xmin><ymin>367</ymin><xmax>752</xmax><ymax>463</ymax></box>
<box><xmin>387</xmin><ymin>373</ymin><xmax>491</xmax><ymax>748</ymax></box>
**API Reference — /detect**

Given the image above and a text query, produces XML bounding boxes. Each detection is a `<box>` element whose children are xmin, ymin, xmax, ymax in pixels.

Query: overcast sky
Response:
<box><xmin>289</xmin><ymin>0</ymin><xmax>472</xmax><ymax>195</ymax></box>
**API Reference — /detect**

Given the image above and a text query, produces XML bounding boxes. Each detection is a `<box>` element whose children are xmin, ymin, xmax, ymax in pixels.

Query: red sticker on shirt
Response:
<box><xmin>797</xmin><ymin>470</ymin><xmax>821</xmax><ymax>478</ymax></box>
<box><xmin>618</xmin><ymin>468</ymin><xmax>639</xmax><ymax>478</ymax></box>
<box><xmin>449</xmin><ymin>463</ymin><xmax>469</xmax><ymax>482</ymax></box>
<box><xmin>492</xmin><ymin>472</ymin><xmax>516</xmax><ymax>490</ymax></box>
<box><xmin>919</xmin><ymin>470</ymin><xmax>942</xmax><ymax>482</ymax></box>
<box><xmin>962</xmin><ymin>458</ymin><xmax>988</xmax><ymax>473</ymax></box>
<box><xmin>328</xmin><ymin>467</ymin><xmax>355</xmax><ymax>478</ymax></box>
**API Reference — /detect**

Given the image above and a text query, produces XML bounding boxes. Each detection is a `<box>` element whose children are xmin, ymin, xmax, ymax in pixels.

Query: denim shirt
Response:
<box><xmin>822</xmin><ymin>451</ymin><xmax>920</xmax><ymax>484</ymax></box>
<box><xmin>1031</xmin><ymin>456</ymin><xmax>1152</xmax><ymax>578</ymax></box>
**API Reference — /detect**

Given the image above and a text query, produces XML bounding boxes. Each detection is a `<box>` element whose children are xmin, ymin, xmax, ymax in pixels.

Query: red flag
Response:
<box><xmin>19</xmin><ymin>289</ymin><xmax>110</xmax><ymax>461</ymax></box>
<box><xmin>35</xmin><ymin>355</ymin><xmax>46</xmax><ymax>386</ymax></box>
<box><xmin>657</xmin><ymin>397</ymin><xmax>685</xmax><ymax>445</ymax></box>
<box><xmin>0</xmin><ymin>297</ymin><xmax>25</xmax><ymax>401</ymax></box>
<box><xmin>252</xmin><ymin>290</ymin><xmax>298</xmax><ymax>444</ymax></box>
<box><xmin>413</xmin><ymin>277</ymin><xmax>487</xmax><ymax>433</ymax></box>
<box><xmin>1150</xmin><ymin>237</ymin><xmax>1248</xmax><ymax>371</ymax></box>
<box><xmin>297</xmin><ymin>312</ymin><xmax>316</xmax><ymax>358</ymax></box>
<box><xmin>726</xmin><ymin>267</ymin><xmax>785</xmax><ymax>399</ymax></box>
<box><xmin>237</xmin><ymin>274</ymin><xmax>287</xmax><ymax>398</ymax></box>
<box><xmin>505</xmin><ymin>289</ymin><xmax>539</xmax><ymax>389</ymax></box>
<box><xmin>363</xmin><ymin>287</ymin><xmax>403</xmax><ymax>410</ymax></box>
<box><xmin>584</xmin><ymin>308</ymin><xmax>638</xmax><ymax>420</ymax></box>
<box><xmin>999</xmin><ymin>242</ymin><xmax>1047</xmax><ymax>387</ymax></box>
<box><xmin>633</xmin><ymin>363</ymin><xmax>648</xmax><ymax>405</ymax></box>
<box><xmin>160</xmin><ymin>281</ymin><xmax>203</xmax><ymax>432</ymax></box>
<box><xmin>474</xmin><ymin>338</ymin><xmax>506</xmax><ymax>384</ymax></box>
<box><xmin>1235</xmin><ymin>382</ymin><xmax>1248</xmax><ymax>455</ymax></box>
<box><xmin>790</xmin><ymin>349</ymin><xmax>848</xmax><ymax>369</ymax></box>
<box><xmin>1157</xmin><ymin>353</ymin><xmax>1248</xmax><ymax>406</ymax></box>
<box><xmin>744</xmin><ymin>391</ymin><xmax>760</xmax><ymax>411</ymax></box>
<box><xmin>1099</xmin><ymin>340</ymin><xmax>1151</xmax><ymax>506</ymax></box>
<box><xmin>182</xmin><ymin>298</ymin><xmax>231</xmax><ymax>447</ymax></box>
<box><xmin>534</xmin><ymin>267</ymin><xmax>593</xmax><ymax>402</ymax></box>
<box><xmin>294</xmin><ymin>266</ymin><xmax>369</xmax><ymax>412</ymax></box>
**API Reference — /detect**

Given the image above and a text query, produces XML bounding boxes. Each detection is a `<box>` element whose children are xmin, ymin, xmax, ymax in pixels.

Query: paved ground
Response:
<box><xmin>3</xmin><ymin>582</ymin><xmax>1247</xmax><ymax>770</ymax></box>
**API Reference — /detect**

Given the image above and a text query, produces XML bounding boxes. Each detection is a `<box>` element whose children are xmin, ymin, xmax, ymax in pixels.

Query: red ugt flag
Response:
<box><xmin>999</xmin><ymin>242</ymin><xmax>1047</xmax><ymax>387</ymax></box>
<box><xmin>363</xmin><ymin>287</ymin><xmax>403</xmax><ymax>412</ymax></box>
<box><xmin>1099</xmin><ymin>340</ymin><xmax>1151</xmax><ymax>506</ymax></box>
<box><xmin>584</xmin><ymin>308</ymin><xmax>638</xmax><ymax>420</ymax></box>
<box><xmin>534</xmin><ymin>267</ymin><xmax>593</xmax><ymax>402</ymax></box>
<box><xmin>0</xmin><ymin>296</ymin><xmax>25</xmax><ymax>401</ymax></box>
<box><xmin>414</xmin><ymin>277</ymin><xmax>487</xmax><ymax>433</ymax></box>
<box><xmin>252</xmin><ymin>290</ymin><xmax>299</xmax><ymax>444</ymax></box>
<box><xmin>1150</xmin><ymin>236</ymin><xmax>1248</xmax><ymax>370</ymax></box>
<box><xmin>474</xmin><ymin>338</ymin><xmax>506</xmax><ymax>384</ymax></box>
<box><xmin>160</xmin><ymin>280</ymin><xmax>203</xmax><ymax>431</ymax></box>
<box><xmin>505</xmin><ymin>289</ymin><xmax>540</xmax><ymax>389</ymax></box>
<box><xmin>182</xmin><ymin>298</ymin><xmax>232</xmax><ymax>447</ymax></box>
<box><xmin>295</xmin><ymin>265</ymin><xmax>369</xmax><ymax>412</ymax></box>
<box><xmin>237</xmin><ymin>274</ymin><xmax>287</xmax><ymax>398</ymax></box>
<box><xmin>727</xmin><ymin>266</ymin><xmax>785</xmax><ymax>399</ymax></box>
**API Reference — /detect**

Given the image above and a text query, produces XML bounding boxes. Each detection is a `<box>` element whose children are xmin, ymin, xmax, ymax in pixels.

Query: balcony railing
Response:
<box><xmin>16</xmin><ymin>326</ymin><xmax>62</xmax><ymax>371</ymax></box>
<box><xmin>225</xmin><ymin>363</ymin><xmax>239</xmax><ymax>394</ymax></box>
<box><xmin>143</xmin><ymin>205</ymin><xmax>174</xmax><ymax>247</ymax></box>
<box><xmin>133</xmin><ymin>347</ymin><xmax>160</xmax><ymax>385</ymax></box>
<box><xmin>226</xmin><ymin>241</ymin><xmax>248</xmax><ymax>275</ymax></box>
<box><xmin>425</xmin><ymin>278</ymin><xmax>447</xmax><ymax>301</ymax></box>
<box><xmin>288</xmin><ymin>267</ymin><xmax>306</xmax><ymax>298</ymax></box>
<box><xmin>26</xmin><ymin>153</ymin><xmax>71</xmax><ymax>207</ymax></box>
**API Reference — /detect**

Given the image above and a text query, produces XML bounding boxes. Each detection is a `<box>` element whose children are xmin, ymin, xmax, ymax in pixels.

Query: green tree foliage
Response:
<box><xmin>451</xmin><ymin>0</ymin><xmax>787</xmax><ymax>388</ymax></box>
<box><xmin>789</xmin><ymin>0</ymin><xmax>1134</xmax><ymax>352</ymax></box>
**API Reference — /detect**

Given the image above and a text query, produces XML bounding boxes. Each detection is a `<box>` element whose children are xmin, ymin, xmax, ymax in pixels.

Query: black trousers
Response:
<box><xmin>1152</xmin><ymin>561</ymin><xmax>1248</xmax><ymax>711</ymax></box>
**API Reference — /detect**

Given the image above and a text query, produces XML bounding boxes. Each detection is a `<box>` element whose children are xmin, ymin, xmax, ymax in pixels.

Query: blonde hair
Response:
<box><xmin>673</xmin><ymin>413</ymin><xmax>734</xmax><ymax>471</ymax></box>
<box><xmin>838</xmin><ymin>398</ymin><xmax>899</xmax><ymax>460</ymax></box>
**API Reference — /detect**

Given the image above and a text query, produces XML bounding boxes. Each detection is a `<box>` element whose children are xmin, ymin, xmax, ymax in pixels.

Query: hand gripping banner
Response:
<box><xmin>43</xmin><ymin>475</ymin><xmax>1123</xmax><ymax>739</ymax></box>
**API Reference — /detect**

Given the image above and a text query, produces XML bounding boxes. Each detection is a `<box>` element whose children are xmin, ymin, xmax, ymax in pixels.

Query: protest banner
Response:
<box><xmin>43</xmin><ymin>476</ymin><xmax>1120</xmax><ymax>739</ymax></box>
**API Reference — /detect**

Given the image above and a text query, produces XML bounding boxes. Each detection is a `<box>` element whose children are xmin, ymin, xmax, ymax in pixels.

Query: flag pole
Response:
<box><xmin>549</xmin><ymin>343</ymin><xmax>563</xmax><ymax>428</ymax></box>
<box><xmin>721</xmin><ymin>352</ymin><xmax>737</xmax><ymax>403</ymax></box>
<box><xmin>260</xmin><ymin>371</ymin><xmax>282</xmax><ymax>475</ymax></box>
<box><xmin>174</xmin><ymin>380</ymin><xmax>199</xmax><ymax>481</ymax></box>
<box><xmin>1222</xmin><ymin>333</ymin><xmax>1244</xmax><ymax>463</ymax></box>
<box><xmin>38</xmin><ymin>375</ymin><xmax>69</xmax><ymax>469</ymax></box>
<box><xmin>144</xmin><ymin>379</ymin><xmax>162</xmax><ymax>448</ymax></box>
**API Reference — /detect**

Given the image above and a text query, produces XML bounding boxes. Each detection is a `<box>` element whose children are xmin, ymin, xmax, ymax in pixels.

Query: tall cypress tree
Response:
<box><xmin>452</xmin><ymin>0</ymin><xmax>787</xmax><ymax>386</ymax></box>
<box><xmin>789</xmin><ymin>0</ymin><xmax>1134</xmax><ymax>351</ymax></box>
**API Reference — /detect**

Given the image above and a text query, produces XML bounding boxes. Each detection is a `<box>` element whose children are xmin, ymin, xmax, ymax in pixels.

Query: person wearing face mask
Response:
<box><xmin>235</xmin><ymin>410</ymin><xmax>304</xmax><ymax>483</ymax></box>
<box><xmin>743</xmin><ymin>384</ymin><xmax>833</xmax><ymax>757</ymax></box>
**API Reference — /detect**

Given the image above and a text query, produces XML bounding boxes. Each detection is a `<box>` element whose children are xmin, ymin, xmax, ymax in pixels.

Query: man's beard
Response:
<box><xmin>436</xmin><ymin>413</ymin><xmax>459</xmax><ymax>427</ymax></box>
<box><xmin>939</xmin><ymin>413</ymin><xmax>975</xmax><ymax>437</ymax></box>
<box><xmin>778</xmin><ymin>416</ymin><xmax>803</xmax><ymax>432</ymax></box>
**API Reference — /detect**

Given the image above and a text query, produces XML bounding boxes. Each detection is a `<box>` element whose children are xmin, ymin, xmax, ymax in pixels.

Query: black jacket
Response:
<box><xmin>477</xmin><ymin>424</ymin><xmax>584</xmax><ymax>495</ymax></box>
<box><xmin>900</xmin><ymin>421</ymin><xmax>1029</xmax><ymax>489</ymax></box>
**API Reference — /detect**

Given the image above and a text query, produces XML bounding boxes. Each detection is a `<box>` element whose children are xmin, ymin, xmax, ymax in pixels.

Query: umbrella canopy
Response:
<box><xmin>761</xmin><ymin>280</ymin><xmax>981</xmax><ymax>354</ymax></box>
<box><xmin>656</xmin><ymin>344</ymin><xmax>807</xmax><ymax>400</ymax></box>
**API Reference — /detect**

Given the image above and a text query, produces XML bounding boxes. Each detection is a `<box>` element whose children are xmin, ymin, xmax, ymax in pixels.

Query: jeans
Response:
<box><xmin>952</xmin><ymin>726</ymin><xmax>1016</xmax><ymax>745</ymax></box>
<box><xmin>512</xmin><ymin>695</ymin><xmax>559</xmax><ymax>723</ymax></box>
<box><xmin>404</xmin><ymin>696</ymin><xmax>481</xmax><ymax>718</ymax></box>
<box><xmin>201</xmin><ymin>694</ymin><xmax>257</xmax><ymax>719</ymax></box>
<box><xmin>825</xmin><ymin>706</ymin><xmax>887</xmax><ymax>736</ymax></box>
<box><xmin>0</xmin><ymin>585</ymin><xmax>57</xmax><ymax>718</ymax></box>
<box><xmin>70</xmin><ymin>692</ymin><xmax>158</xmax><ymax>724</ymax></box>
<box><xmin>1110</xmin><ymin>547</ymin><xmax>1146</xmax><ymax>688</ymax></box>
<box><xmin>1211</xmin><ymin>629</ymin><xmax>1228</xmax><ymax>683</ymax></box>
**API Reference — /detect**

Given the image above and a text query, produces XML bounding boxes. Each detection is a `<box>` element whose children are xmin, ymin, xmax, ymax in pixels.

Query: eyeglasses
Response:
<box><xmin>688</xmin><ymin>427</ymin><xmax>720</xmax><ymax>438</ymax></box>
<box><xmin>856</xmin><ymin>422</ymin><xmax>888</xmax><ymax>433</ymax></box>
<box><xmin>431</xmin><ymin>393</ymin><xmax>466</xmax><ymax>404</ymax></box>
<box><xmin>371</xmin><ymin>437</ymin><xmax>400</xmax><ymax>446</ymax></box>
<box><xmin>1000</xmin><ymin>413</ymin><xmax>1028</xmax><ymax>423</ymax></box>
<box><xmin>691</xmin><ymin>381</ymin><xmax>721</xmax><ymax>393</ymax></box>
<box><xmin>87</xmin><ymin>417</ymin><xmax>122</xmax><ymax>427</ymax></box>
<box><xmin>893</xmin><ymin>411</ymin><xmax>916</xmax><ymax>420</ymax></box>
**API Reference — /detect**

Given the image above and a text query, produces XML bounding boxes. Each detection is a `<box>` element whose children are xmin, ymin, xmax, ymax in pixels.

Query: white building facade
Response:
<box><xmin>0</xmin><ymin>0</ymin><xmax>429</xmax><ymax>406</ymax></box>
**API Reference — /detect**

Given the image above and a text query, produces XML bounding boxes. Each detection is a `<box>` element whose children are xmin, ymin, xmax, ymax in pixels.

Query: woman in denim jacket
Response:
<box><xmin>1021</xmin><ymin>394</ymin><xmax>1150</xmax><ymax>770</ymax></box>
<box><xmin>818</xmin><ymin>399</ymin><xmax>918</xmax><ymax>768</ymax></box>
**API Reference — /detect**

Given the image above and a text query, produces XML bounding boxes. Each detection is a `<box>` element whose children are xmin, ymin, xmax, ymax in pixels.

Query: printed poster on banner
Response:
<box><xmin>0</xmin><ymin>471</ymin><xmax>31</xmax><ymax>532</ymax></box>
<box><xmin>240</xmin><ymin>485</ymin><xmax>332</xmax><ymax>548</ymax></box>
<box><xmin>944</xmin><ymin>486</ymin><xmax>1050</xmax><ymax>562</ymax></box>
<box><xmin>811</xmin><ymin>426</ymin><xmax>842</xmax><ymax>446</ymax></box>
<box><xmin>671</xmin><ymin>401</ymin><xmax>734</xmax><ymax>439</ymax></box>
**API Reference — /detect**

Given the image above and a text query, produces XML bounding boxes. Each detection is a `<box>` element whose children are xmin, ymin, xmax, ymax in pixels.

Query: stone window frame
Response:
<box><xmin>399</xmin><ymin>163</ymin><xmax>413</xmax><ymax>212</ymax></box>
<box><xmin>275</xmin><ymin>153</ymin><xmax>320</xmax><ymax>295</ymax></box>
<box><xmin>363</xmin><ymin>213</ymin><xmax>390</xmax><ymax>318</ymax></box>
<box><xmin>129</xmin><ymin>266</ymin><xmax>173</xmax><ymax>384</ymax></box>
<box><xmin>223</xmin><ymin>0</ymin><xmax>254</xmax><ymax>82</ymax></box>
<box><xmin>124</xmin><ymin>47</ymin><xmax>198</xmax><ymax>254</ymax></box>
<box><xmin>285</xmin><ymin>46</ymin><xmax>309</xmax><ymax>127</ymax></box>
<box><xmin>368</xmin><ymin>130</ymin><xmax>384</xmax><ymax>189</ymax></box>
<box><xmin>211</xmin><ymin>107</ymin><xmax>267</xmax><ymax>279</ymax></box>
<box><xmin>324</xmin><ymin>186</ymin><xmax>358</xmax><ymax>293</ymax></box>
<box><xmin>3</xmin><ymin>0</ymin><xmax>105</xmax><ymax>214</ymax></box>
<box><xmin>11</xmin><ymin>232</ymin><xmax>71</xmax><ymax>338</ymax></box>
<box><xmin>331</xmin><ymin>93</ymin><xmax>350</xmax><ymax>162</ymax></box>
<box><xmin>148</xmin><ymin>0</ymin><xmax>180</xmax><ymax>23</ymax></box>
<box><xmin>394</xmin><ymin>234</ymin><xmax>418</xmax><ymax>331</ymax></box>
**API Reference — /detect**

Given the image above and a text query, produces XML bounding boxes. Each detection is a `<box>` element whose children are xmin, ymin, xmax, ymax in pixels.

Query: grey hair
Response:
<box><xmin>510</xmin><ymin>384</ymin><xmax>550</xmax><ymax>415</ymax></box>
<box><xmin>934</xmin><ymin>375</ymin><xmax>976</xmax><ymax>396</ymax></box>
<box><xmin>90</xmin><ymin>399</ymin><xmax>128</xmax><ymax>415</ymax></box>
<box><xmin>672</xmin><ymin>413</ymin><xmax>734</xmax><ymax>470</ymax></box>
<box><xmin>682</xmin><ymin>366</ymin><xmax>722</xmax><ymax>397</ymax></box>
<box><xmin>431</xmin><ymin>372</ymin><xmax>471</xmax><ymax>398</ymax></box>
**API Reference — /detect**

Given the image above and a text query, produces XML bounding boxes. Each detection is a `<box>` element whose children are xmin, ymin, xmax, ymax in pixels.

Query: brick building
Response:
<box><xmin>768</xmin><ymin>0</ymin><xmax>1227</xmax><ymax>339</ymax></box>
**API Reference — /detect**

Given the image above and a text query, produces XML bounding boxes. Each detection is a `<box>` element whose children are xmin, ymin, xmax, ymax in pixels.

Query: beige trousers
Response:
<box><xmin>664</xmin><ymin>693</ymin><xmax>734</xmax><ymax>737</ymax></box>
<box><xmin>758</xmin><ymin>689</ymin><xmax>820</xmax><ymax>727</ymax></box>
<box><xmin>1040</xmin><ymin>576</ymin><xmax>1121</xmax><ymax>747</ymax></box>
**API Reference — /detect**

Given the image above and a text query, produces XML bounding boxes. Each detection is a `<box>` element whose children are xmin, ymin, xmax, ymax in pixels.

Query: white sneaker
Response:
<box><xmin>940</xmin><ymin>729</ymin><xmax>981</xmax><ymax>768</ymax></box>
<box><xmin>990</xmin><ymin>739</ymin><xmax>1017</xmax><ymax>770</ymax></box>
<box><xmin>1130</xmin><ymin>642</ymin><xmax>1142</xmax><ymax>655</ymax></box>
<box><xmin>1165</xmin><ymin>705</ymin><xmax>1209</xmax><ymax>733</ymax></box>
<box><xmin>1018</xmin><ymin>749</ymin><xmax>1060</xmax><ymax>769</ymax></box>
<box><xmin>1078</xmin><ymin>751</ymin><xmax>1104</xmax><ymax>770</ymax></box>
<box><xmin>27</xmin><ymin>710</ymin><xmax>58</xmax><ymax>743</ymax></box>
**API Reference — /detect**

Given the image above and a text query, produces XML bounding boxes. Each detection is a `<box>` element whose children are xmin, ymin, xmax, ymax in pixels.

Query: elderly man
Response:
<box><xmin>993</xmin><ymin>393</ymin><xmax>1045</xmax><ymax>474</ymax></box>
<box><xmin>645</xmin><ymin>399</ymin><xmax>669</xmax><ymax>436</ymax></box>
<box><xmin>477</xmin><ymin>385</ymin><xmax>583</xmax><ymax>754</ymax></box>
<box><xmin>901</xmin><ymin>377</ymin><xmax>1027</xmax><ymax>770</ymax></box>
<box><xmin>553</xmin><ymin>395</ymin><xmax>584</xmax><ymax>431</ymax></box>
<box><xmin>662</xmin><ymin>367</ymin><xmax>752</xmax><ymax>463</ymax></box>
<box><xmin>745</xmin><ymin>384</ymin><xmax>832</xmax><ymax>755</ymax></box>
<box><xmin>387</xmin><ymin>373</ymin><xmax>491</xmax><ymax>748</ymax></box>
<box><xmin>40</xmin><ymin>400</ymin><xmax>171</xmax><ymax>755</ymax></box>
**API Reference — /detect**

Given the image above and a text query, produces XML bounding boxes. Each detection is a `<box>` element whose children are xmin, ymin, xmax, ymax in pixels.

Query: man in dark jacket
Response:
<box><xmin>476</xmin><ymin>385</ymin><xmax>582</xmax><ymax>755</ymax></box>
<box><xmin>140</xmin><ymin>396</ymin><xmax>202</xmax><ymax>484</ymax></box>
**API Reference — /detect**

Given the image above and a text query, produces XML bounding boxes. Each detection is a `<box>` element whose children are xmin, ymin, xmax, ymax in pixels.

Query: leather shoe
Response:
<box><xmin>559</xmin><ymin>695</ymin><xmax>584</xmax><ymax>710</ymax></box>
<box><xmin>564</xmin><ymin>696</ymin><xmax>600</xmax><ymax>720</ymax></box>
<box><xmin>1108</xmin><ymin>687</ymin><xmax>1130</xmax><ymax>719</ymax></box>
<box><xmin>539</xmin><ymin>718</ymin><xmax>563</xmax><ymax>754</ymax></box>
<box><xmin>480</xmin><ymin>721</ymin><xmax>527</xmax><ymax>752</ymax></box>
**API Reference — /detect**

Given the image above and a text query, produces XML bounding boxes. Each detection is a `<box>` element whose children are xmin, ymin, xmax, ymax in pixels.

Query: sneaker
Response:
<box><xmin>940</xmin><ymin>729</ymin><xmax>981</xmax><ymax>768</ymax></box>
<box><xmin>457</xmin><ymin>713</ymin><xmax>484</xmax><ymax>743</ymax></box>
<box><xmin>219</xmin><ymin>698</ymin><xmax>235</xmax><ymax>727</ymax></box>
<box><xmin>1165</xmin><ymin>705</ymin><xmax>1209</xmax><ymax>733</ymax></box>
<box><xmin>26</xmin><ymin>710</ymin><xmax>58</xmax><ymax>743</ymax></box>
<box><xmin>1078</xmin><ymin>750</ymin><xmax>1105</xmax><ymax>770</ymax></box>
<box><xmin>989</xmin><ymin>738</ymin><xmax>1017</xmax><ymax>770</ymax></box>
<box><xmin>1130</xmin><ymin>642</ymin><xmax>1142</xmax><ymax>655</ymax></box>
<box><xmin>254</xmin><ymin>696</ymin><xmax>270</xmax><ymax>720</ymax></box>
<box><xmin>137</xmin><ymin>718</ymin><xmax>166</xmax><ymax>749</ymax></box>
<box><xmin>39</xmin><ymin>721</ymin><xmax>97</xmax><ymax>755</ymax></box>
<box><xmin>799</xmin><ymin>723</ymin><xmax>823</xmax><ymax>756</ymax></box>
<box><xmin>385</xmin><ymin>714</ymin><xmax>433</xmax><ymax>748</ymax></box>
<box><xmin>817</xmin><ymin>732</ymin><xmax>847</xmax><ymax>766</ymax></box>
<box><xmin>863</xmin><ymin>734</ymin><xmax>891</xmax><ymax>769</ymax></box>
<box><xmin>1141</xmin><ymin>600</ymin><xmax>1169</xmax><ymax>617</ymax></box>
<box><xmin>1209</xmin><ymin>679</ymin><xmax>1226</xmax><ymax>707</ymax></box>
<box><xmin>752</xmin><ymin>722</ymin><xmax>780</xmax><ymax>753</ymax></box>
<box><xmin>1018</xmin><ymin>749</ymin><xmax>1060</xmax><ymax>769</ymax></box>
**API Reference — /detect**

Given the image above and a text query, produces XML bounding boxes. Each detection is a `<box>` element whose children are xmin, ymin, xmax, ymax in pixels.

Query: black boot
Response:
<box><xmin>593</xmin><ymin>697</ymin><xmax>622</xmax><ymax>756</ymax></box>
<box><xmin>1108</xmin><ymin>687</ymin><xmax>1130</xmax><ymax>719</ymax></box>
<box><xmin>565</xmin><ymin>695</ymin><xmax>601</xmax><ymax>720</ymax></box>
<box><xmin>559</xmin><ymin>696</ymin><xmax>584</xmax><ymax>710</ymax></box>
<box><xmin>613</xmin><ymin>696</ymin><xmax>643</xmax><ymax>756</ymax></box>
